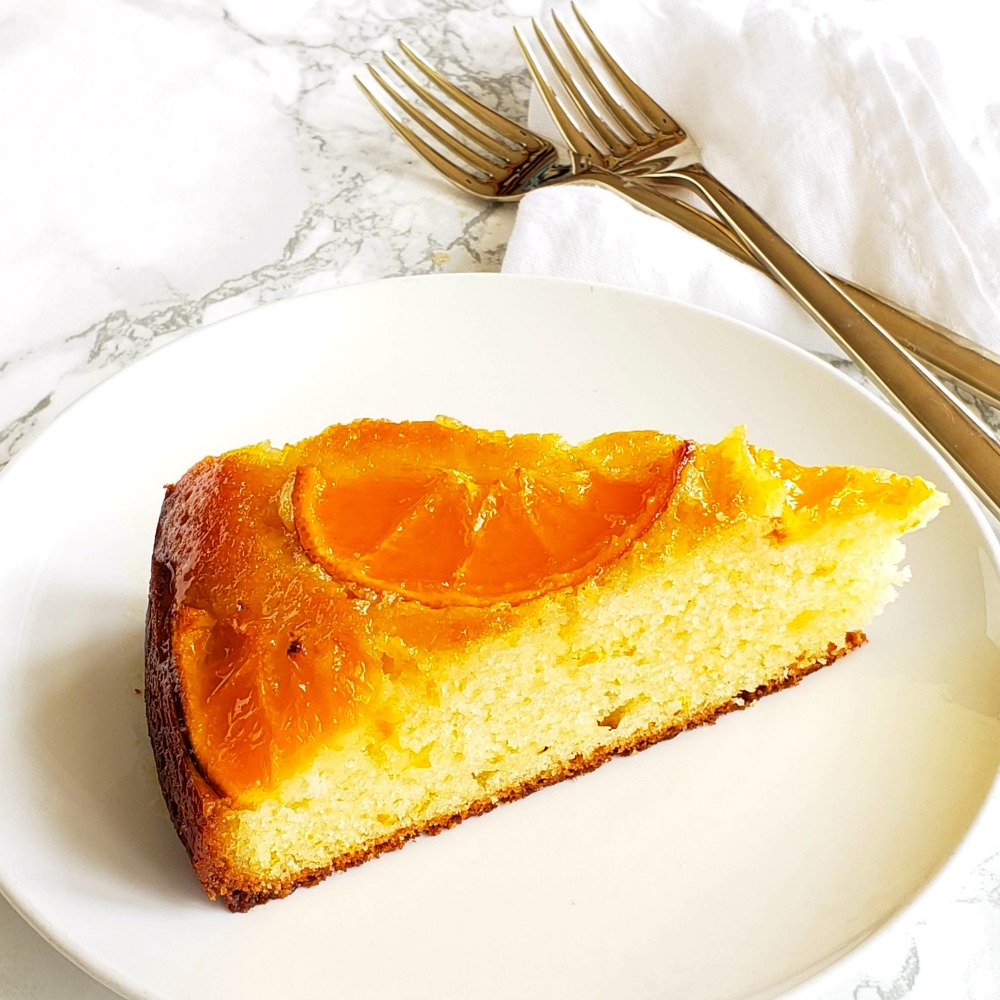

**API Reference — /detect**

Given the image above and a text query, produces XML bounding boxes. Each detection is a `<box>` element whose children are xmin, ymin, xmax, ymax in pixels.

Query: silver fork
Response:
<box><xmin>517</xmin><ymin>8</ymin><xmax>1000</xmax><ymax>519</ymax></box>
<box><xmin>356</xmin><ymin>42</ymin><xmax>1000</xmax><ymax>518</ymax></box>
<box><xmin>355</xmin><ymin>44</ymin><xmax>1000</xmax><ymax>414</ymax></box>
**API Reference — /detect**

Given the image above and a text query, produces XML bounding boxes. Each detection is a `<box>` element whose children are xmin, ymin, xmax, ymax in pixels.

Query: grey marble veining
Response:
<box><xmin>0</xmin><ymin>0</ymin><xmax>533</xmax><ymax>471</ymax></box>
<box><xmin>1</xmin><ymin>1</ymin><xmax>998</xmax><ymax>998</ymax></box>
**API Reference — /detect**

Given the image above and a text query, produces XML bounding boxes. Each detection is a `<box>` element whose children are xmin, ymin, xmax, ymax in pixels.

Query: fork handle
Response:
<box><xmin>665</xmin><ymin>163</ymin><xmax>1000</xmax><ymax>519</ymax></box>
<box><xmin>594</xmin><ymin>172</ymin><xmax>1000</xmax><ymax>410</ymax></box>
<box><xmin>835</xmin><ymin>278</ymin><xmax>1000</xmax><ymax>410</ymax></box>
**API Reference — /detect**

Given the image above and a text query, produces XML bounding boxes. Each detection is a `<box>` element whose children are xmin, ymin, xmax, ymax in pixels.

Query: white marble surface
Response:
<box><xmin>0</xmin><ymin>1</ymin><xmax>997</xmax><ymax>998</ymax></box>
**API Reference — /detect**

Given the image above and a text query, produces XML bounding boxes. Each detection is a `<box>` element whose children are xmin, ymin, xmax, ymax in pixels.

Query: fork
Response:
<box><xmin>355</xmin><ymin>44</ymin><xmax>1000</xmax><ymax>414</ymax></box>
<box><xmin>356</xmin><ymin>41</ymin><xmax>1000</xmax><ymax>519</ymax></box>
<box><xmin>516</xmin><ymin>9</ymin><xmax>1000</xmax><ymax>519</ymax></box>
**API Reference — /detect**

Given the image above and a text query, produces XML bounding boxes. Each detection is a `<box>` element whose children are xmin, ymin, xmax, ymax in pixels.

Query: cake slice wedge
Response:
<box><xmin>144</xmin><ymin>417</ymin><xmax>946</xmax><ymax>910</ymax></box>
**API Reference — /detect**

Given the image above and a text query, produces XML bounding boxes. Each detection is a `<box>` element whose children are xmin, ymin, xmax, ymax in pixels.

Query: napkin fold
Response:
<box><xmin>502</xmin><ymin>0</ymin><xmax>1000</xmax><ymax>357</ymax></box>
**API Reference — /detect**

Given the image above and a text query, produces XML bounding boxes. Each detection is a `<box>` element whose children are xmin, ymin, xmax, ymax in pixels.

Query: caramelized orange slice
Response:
<box><xmin>174</xmin><ymin>604</ymin><xmax>372</xmax><ymax>798</ymax></box>
<box><xmin>291</xmin><ymin>427</ymin><xmax>691</xmax><ymax>607</ymax></box>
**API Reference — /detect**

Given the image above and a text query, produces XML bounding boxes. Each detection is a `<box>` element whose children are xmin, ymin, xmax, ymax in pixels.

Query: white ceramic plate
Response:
<box><xmin>1</xmin><ymin>274</ymin><xmax>999</xmax><ymax>1000</ymax></box>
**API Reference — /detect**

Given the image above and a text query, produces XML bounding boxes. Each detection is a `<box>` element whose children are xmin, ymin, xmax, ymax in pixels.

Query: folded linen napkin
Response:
<box><xmin>502</xmin><ymin>0</ymin><xmax>1000</xmax><ymax>357</ymax></box>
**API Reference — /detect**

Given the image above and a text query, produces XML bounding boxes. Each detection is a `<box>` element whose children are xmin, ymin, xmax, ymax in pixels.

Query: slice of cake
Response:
<box><xmin>144</xmin><ymin>417</ymin><xmax>945</xmax><ymax>910</ymax></box>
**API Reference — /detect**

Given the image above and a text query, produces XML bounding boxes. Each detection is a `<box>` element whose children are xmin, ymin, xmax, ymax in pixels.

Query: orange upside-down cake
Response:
<box><xmin>144</xmin><ymin>417</ymin><xmax>946</xmax><ymax>910</ymax></box>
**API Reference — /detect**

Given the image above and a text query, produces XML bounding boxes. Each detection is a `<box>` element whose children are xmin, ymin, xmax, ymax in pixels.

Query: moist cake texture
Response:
<box><xmin>145</xmin><ymin>417</ymin><xmax>946</xmax><ymax>910</ymax></box>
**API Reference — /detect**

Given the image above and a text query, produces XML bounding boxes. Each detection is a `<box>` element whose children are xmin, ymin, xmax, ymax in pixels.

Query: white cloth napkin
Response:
<box><xmin>502</xmin><ymin>0</ymin><xmax>1000</xmax><ymax>357</ymax></box>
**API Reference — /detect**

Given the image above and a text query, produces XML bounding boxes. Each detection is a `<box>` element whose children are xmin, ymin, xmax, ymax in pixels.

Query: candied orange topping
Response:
<box><xmin>290</xmin><ymin>432</ymin><xmax>690</xmax><ymax>607</ymax></box>
<box><xmin>173</xmin><ymin>605</ymin><xmax>370</xmax><ymax>801</ymax></box>
<box><xmin>778</xmin><ymin>461</ymin><xmax>935</xmax><ymax>530</ymax></box>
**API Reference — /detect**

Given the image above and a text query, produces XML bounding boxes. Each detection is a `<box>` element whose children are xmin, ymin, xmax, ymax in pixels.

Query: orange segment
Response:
<box><xmin>291</xmin><ymin>431</ymin><xmax>691</xmax><ymax>607</ymax></box>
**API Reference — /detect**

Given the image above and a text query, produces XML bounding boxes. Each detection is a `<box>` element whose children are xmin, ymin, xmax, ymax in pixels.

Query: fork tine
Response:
<box><xmin>354</xmin><ymin>75</ymin><xmax>497</xmax><ymax>197</ymax></box>
<box><xmin>365</xmin><ymin>65</ymin><xmax>499</xmax><ymax>176</ymax></box>
<box><xmin>527</xmin><ymin>19</ymin><xmax>631</xmax><ymax>159</ymax></box>
<box><xmin>382</xmin><ymin>52</ymin><xmax>515</xmax><ymax>162</ymax></box>
<box><xmin>570</xmin><ymin>2</ymin><xmax>684</xmax><ymax>137</ymax></box>
<box><xmin>548</xmin><ymin>10</ymin><xmax>650</xmax><ymax>144</ymax></box>
<box><xmin>397</xmin><ymin>41</ymin><xmax>548</xmax><ymax>153</ymax></box>
<box><xmin>513</xmin><ymin>26</ymin><xmax>605</xmax><ymax>164</ymax></box>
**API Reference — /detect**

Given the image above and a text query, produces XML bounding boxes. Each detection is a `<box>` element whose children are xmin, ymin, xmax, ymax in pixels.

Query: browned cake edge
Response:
<box><xmin>145</xmin><ymin>513</ymin><xmax>864</xmax><ymax>912</ymax></box>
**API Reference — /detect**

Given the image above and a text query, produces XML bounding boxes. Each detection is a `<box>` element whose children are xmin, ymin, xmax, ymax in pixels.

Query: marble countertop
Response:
<box><xmin>1</xmin><ymin>1</ymin><xmax>997</xmax><ymax>998</ymax></box>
